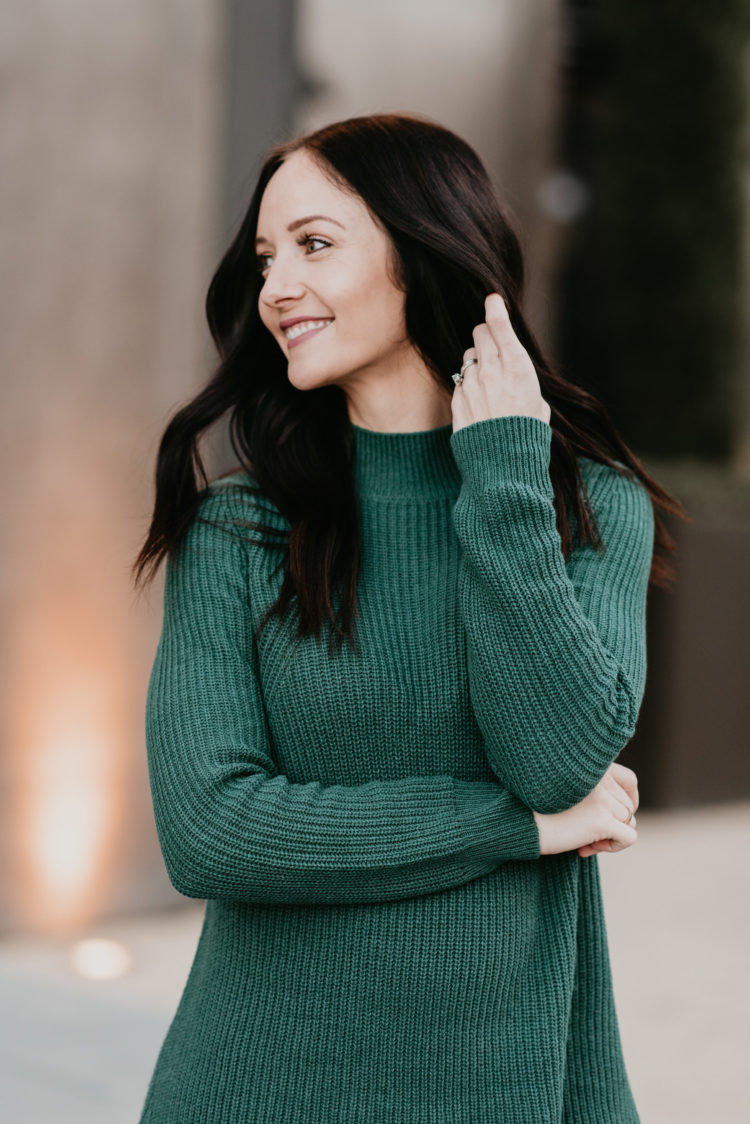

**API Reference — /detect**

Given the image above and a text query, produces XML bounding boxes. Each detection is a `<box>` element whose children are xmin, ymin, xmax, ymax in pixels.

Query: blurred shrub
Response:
<box><xmin>554</xmin><ymin>0</ymin><xmax>749</xmax><ymax>460</ymax></box>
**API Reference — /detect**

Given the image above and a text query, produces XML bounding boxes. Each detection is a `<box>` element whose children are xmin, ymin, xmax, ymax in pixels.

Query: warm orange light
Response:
<box><xmin>31</xmin><ymin>732</ymin><xmax>110</xmax><ymax>902</ymax></box>
<box><xmin>11</xmin><ymin>658</ymin><xmax>129</xmax><ymax>932</ymax></box>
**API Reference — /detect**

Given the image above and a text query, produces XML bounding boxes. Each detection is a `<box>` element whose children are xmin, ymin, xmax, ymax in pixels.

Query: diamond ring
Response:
<box><xmin>452</xmin><ymin>356</ymin><xmax>478</xmax><ymax>386</ymax></box>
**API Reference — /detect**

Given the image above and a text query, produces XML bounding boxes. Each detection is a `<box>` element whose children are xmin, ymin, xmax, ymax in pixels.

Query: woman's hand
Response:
<box><xmin>532</xmin><ymin>763</ymin><xmax>640</xmax><ymax>857</ymax></box>
<box><xmin>451</xmin><ymin>292</ymin><xmax>551</xmax><ymax>434</ymax></box>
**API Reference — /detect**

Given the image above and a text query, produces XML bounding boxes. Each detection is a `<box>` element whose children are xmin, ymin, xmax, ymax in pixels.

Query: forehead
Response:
<box><xmin>257</xmin><ymin>151</ymin><xmax>362</xmax><ymax>224</ymax></box>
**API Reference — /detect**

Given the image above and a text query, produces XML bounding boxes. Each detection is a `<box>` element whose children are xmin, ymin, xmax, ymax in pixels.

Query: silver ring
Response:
<box><xmin>452</xmin><ymin>356</ymin><xmax>478</xmax><ymax>386</ymax></box>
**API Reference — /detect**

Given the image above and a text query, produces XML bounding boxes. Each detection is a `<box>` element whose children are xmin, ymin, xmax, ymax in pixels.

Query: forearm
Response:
<box><xmin>450</xmin><ymin>415</ymin><xmax>654</xmax><ymax>814</ymax></box>
<box><xmin>146</xmin><ymin>697</ymin><xmax>541</xmax><ymax>906</ymax></box>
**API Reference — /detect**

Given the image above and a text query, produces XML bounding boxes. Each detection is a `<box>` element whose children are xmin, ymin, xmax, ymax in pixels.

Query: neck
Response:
<box><xmin>351</xmin><ymin>421</ymin><xmax>461</xmax><ymax>500</ymax></box>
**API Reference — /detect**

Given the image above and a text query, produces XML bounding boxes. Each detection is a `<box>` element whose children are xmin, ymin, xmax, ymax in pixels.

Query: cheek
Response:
<box><xmin>338</xmin><ymin>275</ymin><xmax>404</xmax><ymax>336</ymax></box>
<box><xmin>258</xmin><ymin>302</ymin><xmax>272</xmax><ymax>333</ymax></box>
<box><xmin>366</xmin><ymin>289</ymin><xmax>407</xmax><ymax>345</ymax></box>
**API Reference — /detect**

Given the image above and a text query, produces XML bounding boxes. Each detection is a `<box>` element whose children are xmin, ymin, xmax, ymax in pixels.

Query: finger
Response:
<box><xmin>605</xmin><ymin>774</ymin><xmax>639</xmax><ymax>816</ymax></box>
<box><xmin>619</xmin><ymin>774</ymin><xmax>639</xmax><ymax>811</ymax></box>
<box><xmin>453</xmin><ymin>347</ymin><xmax>478</xmax><ymax>402</ymax></box>
<box><xmin>605</xmin><ymin>762</ymin><xmax>636</xmax><ymax>785</ymax></box>
<box><xmin>608</xmin><ymin>764</ymin><xmax>639</xmax><ymax>809</ymax></box>
<box><xmin>459</xmin><ymin>346</ymin><xmax>479</xmax><ymax>382</ymax></box>
<box><xmin>594</xmin><ymin>837</ymin><xmax>625</xmax><ymax>854</ymax></box>
<box><xmin>613</xmin><ymin>795</ymin><xmax>635</xmax><ymax>823</ymax></box>
<box><xmin>578</xmin><ymin>842</ymin><xmax>603</xmax><ymax>857</ymax></box>
<box><xmin>472</xmin><ymin>323</ymin><xmax>500</xmax><ymax>375</ymax></box>
<box><xmin>619</xmin><ymin>787</ymin><xmax>639</xmax><ymax>815</ymax></box>
<box><xmin>579</xmin><ymin>840</ymin><xmax>613</xmax><ymax>857</ymax></box>
<box><xmin>483</xmin><ymin>292</ymin><xmax>518</xmax><ymax>356</ymax></box>
<box><xmin>609</xmin><ymin>820</ymin><xmax>638</xmax><ymax>849</ymax></box>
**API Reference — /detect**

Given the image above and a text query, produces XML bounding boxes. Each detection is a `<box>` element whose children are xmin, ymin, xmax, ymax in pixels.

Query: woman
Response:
<box><xmin>133</xmin><ymin>112</ymin><xmax>684</xmax><ymax>1122</ymax></box>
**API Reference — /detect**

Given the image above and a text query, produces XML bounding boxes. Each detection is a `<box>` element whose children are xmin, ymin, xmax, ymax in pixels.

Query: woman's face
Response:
<box><xmin>256</xmin><ymin>149</ymin><xmax>414</xmax><ymax>394</ymax></box>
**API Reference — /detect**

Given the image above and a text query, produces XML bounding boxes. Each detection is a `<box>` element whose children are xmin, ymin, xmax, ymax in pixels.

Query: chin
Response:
<box><xmin>285</xmin><ymin>368</ymin><xmax>340</xmax><ymax>392</ymax></box>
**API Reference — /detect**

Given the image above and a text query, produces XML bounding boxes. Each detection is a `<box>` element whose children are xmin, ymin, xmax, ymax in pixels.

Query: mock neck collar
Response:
<box><xmin>351</xmin><ymin>422</ymin><xmax>461</xmax><ymax>500</ymax></box>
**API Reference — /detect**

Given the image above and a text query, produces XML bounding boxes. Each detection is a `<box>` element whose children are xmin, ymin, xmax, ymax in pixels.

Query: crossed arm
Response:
<box><xmin>145</xmin><ymin>417</ymin><xmax>653</xmax><ymax>905</ymax></box>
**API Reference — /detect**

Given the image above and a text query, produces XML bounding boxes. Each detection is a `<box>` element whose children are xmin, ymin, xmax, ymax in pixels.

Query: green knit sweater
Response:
<box><xmin>139</xmin><ymin>414</ymin><xmax>653</xmax><ymax>1123</ymax></box>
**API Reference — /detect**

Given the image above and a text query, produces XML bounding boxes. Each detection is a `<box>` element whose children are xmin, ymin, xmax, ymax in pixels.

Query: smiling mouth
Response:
<box><xmin>284</xmin><ymin>319</ymin><xmax>334</xmax><ymax>347</ymax></box>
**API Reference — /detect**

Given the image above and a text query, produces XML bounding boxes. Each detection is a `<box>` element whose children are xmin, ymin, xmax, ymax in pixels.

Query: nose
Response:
<box><xmin>259</xmin><ymin>251</ymin><xmax>306</xmax><ymax>308</ymax></box>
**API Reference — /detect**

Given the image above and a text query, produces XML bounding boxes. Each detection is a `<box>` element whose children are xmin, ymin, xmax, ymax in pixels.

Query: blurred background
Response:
<box><xmin>1</xmin><ymin>0</ymin><xmax>748</xmax><ymax>1120</ymax></box>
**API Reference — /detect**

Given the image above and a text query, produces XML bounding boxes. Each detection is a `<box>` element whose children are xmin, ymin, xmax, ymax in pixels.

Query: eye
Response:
<box><xmin>256</xmin><ymin>233</ymin><xmax>332</xmax><ymax>274</ymax></box>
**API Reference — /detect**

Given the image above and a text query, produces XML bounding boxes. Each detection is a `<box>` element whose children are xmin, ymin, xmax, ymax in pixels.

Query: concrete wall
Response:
<box><xmin>0</xmin><ymin>0</ymin><xmax>225</xmax><ymax>933</ymax></box>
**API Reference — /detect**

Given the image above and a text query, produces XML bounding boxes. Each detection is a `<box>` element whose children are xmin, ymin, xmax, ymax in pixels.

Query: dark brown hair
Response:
<box><xmin>132</xmin><ymin>111</ymin><xmax>686</xmax><ymax>654</ymax></box>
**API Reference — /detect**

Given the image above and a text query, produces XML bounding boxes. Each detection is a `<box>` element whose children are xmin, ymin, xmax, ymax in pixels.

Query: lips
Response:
<box><xmin>279</xmin><ymin>316</ymin><xmax>333</xmax><ymax>330</ymax></box>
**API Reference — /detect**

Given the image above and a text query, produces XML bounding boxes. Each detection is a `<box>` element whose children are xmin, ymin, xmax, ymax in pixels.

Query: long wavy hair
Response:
<box><xmin>132</xmin><ymin>111</ymin><xmax>686</xmax><ymax>655</ymax></box>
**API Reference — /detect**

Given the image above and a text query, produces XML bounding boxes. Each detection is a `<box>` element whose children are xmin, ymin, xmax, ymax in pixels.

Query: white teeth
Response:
<box><xmin>284</xmin><ymin>319</ymin><xmax>332</xmax><ymax>340</ymax></box>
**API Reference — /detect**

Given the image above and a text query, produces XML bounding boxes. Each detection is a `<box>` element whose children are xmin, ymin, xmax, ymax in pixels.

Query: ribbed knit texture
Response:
<box><xmin>138</xmin><ymin>414</ymin><xmax>653</xmax><ymax>1123</ymax></box>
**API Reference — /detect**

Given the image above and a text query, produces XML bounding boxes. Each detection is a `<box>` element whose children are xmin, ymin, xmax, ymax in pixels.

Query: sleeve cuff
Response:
<box><xmin>449</xmin><ymin>414</ymin><xmax>553</xmax><ymax>495</ymax></box>
<box><xmin>453</xmin><ymin>780</ymin><xmax>541</xmax><ymax>863</ymax></box>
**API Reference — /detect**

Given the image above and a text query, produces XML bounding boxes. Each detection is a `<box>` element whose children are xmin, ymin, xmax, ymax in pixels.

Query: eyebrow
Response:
<box><xmin>254</xmin><ymin>215</ymin><xmax>345</xmax><ymax>247</ymax></box>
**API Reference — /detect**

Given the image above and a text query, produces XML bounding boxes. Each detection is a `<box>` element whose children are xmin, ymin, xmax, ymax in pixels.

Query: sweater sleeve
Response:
<box><xmin>144</xmin><ymin>485</ymin><xmax>541</xmax><ymax>907</ymax></box>
<box><xmin>449</xmin><ymin>414</ymin><xmax>654</xmax><ymax>815</ymax></box>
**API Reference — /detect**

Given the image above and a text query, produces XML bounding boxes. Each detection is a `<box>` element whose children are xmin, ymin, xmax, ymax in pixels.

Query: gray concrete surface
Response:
<box><xmin>1</xmin><ymin>800</ymin><xmax>748</xmax><ymax>1122</ymax></box>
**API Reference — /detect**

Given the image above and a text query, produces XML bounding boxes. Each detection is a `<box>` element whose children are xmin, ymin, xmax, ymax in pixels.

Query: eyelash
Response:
<box><xmin>256</xmin><ymin>233</ymin><xmax>331</xmax><ymax>274</ymax></box>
